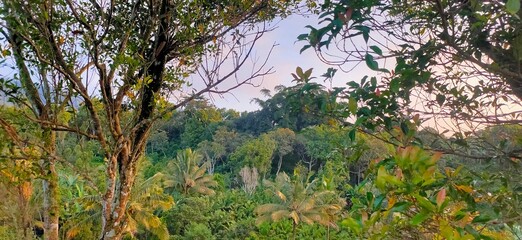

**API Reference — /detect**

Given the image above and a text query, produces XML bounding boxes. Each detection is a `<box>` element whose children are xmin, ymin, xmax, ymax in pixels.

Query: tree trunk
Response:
<box><xmin>99</xmin><ymin>178</ymin><xmax>135</xmax><ymax>240</ymax></box>
<box><xmin>276</xmin><ymin>155</ymin><xmax>283</xmax><ymax>175</ymax></box>
<box><xmin>17</xmin><ymin>182</ymin><xmax>33</xmax><ymax>240</ymax></box>
<box><xmin>42</xmin><ymin>128</ymin><xmax>59</xmax><ymax>240</ymax></box>
<box><xmin>292</xmin><ymin>222</ymin><xmax>297</xmax><ymax>240</ymax></box>
<box><xmin>326</xmin><ymin>225</ymin><xmax>330</xmax><ymax>240</ymax></box>
<box><xmin>99</xmin><ymin>140</ymin><xmax>140</xmax><ymax>240</ymax></box>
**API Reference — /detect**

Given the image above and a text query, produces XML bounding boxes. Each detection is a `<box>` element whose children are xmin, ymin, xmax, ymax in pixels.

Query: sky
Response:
<box><xmin>199</xmin><ymin>14</ymin><xmax>371</xmax><ymax>112</ymax></box>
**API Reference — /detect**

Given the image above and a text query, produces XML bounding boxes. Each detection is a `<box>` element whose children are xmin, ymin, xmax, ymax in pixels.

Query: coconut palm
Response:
<box><xmin>166</xmin><ymin>148</ymin><xmax>217</xmax><ymax>196</ymax></box>
<box><xmin>64</xmin><ymin>173</ymin><xmax>174</xmax><ymax>240</ymax></box>
<box><xmin>255</xmin><ymin>172</ymin><xmax>344</xmax><ymax>240</ymax></box>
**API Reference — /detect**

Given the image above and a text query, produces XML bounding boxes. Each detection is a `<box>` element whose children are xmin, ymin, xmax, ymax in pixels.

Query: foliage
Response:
<box><xmin>251</xmin><ymin>71</ymin><xmax>338</xmax><ymax>132</ymax></box>
<box><xmin>182</xmin><ymin>222</ymin><xmax>215</xmax><ymax>240</ymax></box>
<box><xmin>65</xmin><ymin>172</ymin><xmax>173</xmax><ymax>240</ymax></box>
<box><xmin>230</xmin><ymin>134</ymin><xmax>276</xmax><ymax>178</ymax></box>
<box><xmin>255</xmin><ymin>171</ymin><xmax>345</xmax><ymax>239</ymax></box>
<box><xmin>266</xmin><ymin>128</ymin><xmax>296</xmax><ymax>175</ymax></box>
<box><xmin>298</xmin><ymin>0</ymin><xmax>522</xmax><ymax>146</ymax></box>
<box><xmin>297</xmin><ymin>124</ymin><xmax>354</xmax><ymax>172</ymax></box>
<box><xmin>164</xmin><ymin>190</ymin><xmax>260</xmax><ymax>239</ymax></box>
<box><xmin>343</xmin><ymin>146</ymin><xmax>510</xmax><ymax>239</ymax></box>
<box><xmin>166</xmin><ymin>149</ymin><xmax>217</xmax><ymax>196</ymax></box>
<box><xmin>3</xmin><ymin>1</ymin><xmax>522</xmax><ymax>237</ymax></box>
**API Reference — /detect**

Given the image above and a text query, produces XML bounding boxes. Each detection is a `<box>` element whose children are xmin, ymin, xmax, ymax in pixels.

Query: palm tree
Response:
<box><xmin>166</xmin><ymin>148</ymin><xmax>217</xmax><ymax>196</ymax></box>
<box><xmin>255</xmin><ymin>172</ymin><xmax>344</xmax><ymax>240</ymax></box>
<box><xmin>64</xmin><ymin>173</ymin><xmax>174</xmax><ymax>240</ymax></box>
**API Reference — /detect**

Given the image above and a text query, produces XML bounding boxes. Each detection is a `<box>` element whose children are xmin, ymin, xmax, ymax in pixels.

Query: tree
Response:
<box><xmin>65</xmin><ymin>172</ymin><xmax>174</xmax><ymax>240</ymax></box>
<box><xmin>294</xmin><ymin>6</ymin><xmax>522</xmax><ymax>232</ymax></box>
<box><xmin>230</xmin><ymin>134</ymin><xmax>276</xmax><ymax>178</ymax></box>
<box><xmin>252</xmin><ymin>70</ymin><xmax>337</xmax><ymax>132</ymax></box>
<box><xmin>0</xmin><ymin>106</ymin><xmax>62</xmax><ymax>239</ymax></box>
<box><xmin>297</xmin><ymin>124</ymin><xmax>351</xmax><ymax>171</ymax></box>
<box><xmin>233</xmin><ymin>109</ymin><xmax>274</xmax><ymax>135</ymax></box>
<box><xmin>0</xmin><ymin>0</ymin><xmax>303</xmax><ymax>238</ymax></box>
<box><xmin>166</xmin><ymin>149</ymin><xmax>217</xmax><ymax>196</ymax></box>
<box><xmin>0</xmin><ymin>161</ymin><xmax>35</xmax><ymax>240</ymax></box>
<box><xmin>179</xmin><ymin>100</ymin><xmax>224</xmax><ymax>149</ymax></box>
<box><xmin>197</xmin><ymin>140</ymin><xmax>224</xmax><ymax>175</ymax></box>
<box><xmin>266</xmin><ymin>128</ymin><xmax>296</xmax><ymax>175</ymax></box>
<box><xmin>306</xmin><ymin>0</ymin><xmax>522</xmax><ymax>124</ymax></box>
<box><xmin>255</xmin><ymin>172</ymin><xmax>344</xmax><ymax>240</ymax></box>
<box><xmin>147</xmin><ymin>129</ymin><xmax>169</xmax><ymax>157</ymax></box>
<box><xmin>297</xmin><ymin>0</ymin><xmax>522</xmax><ymax>149</ymax></box>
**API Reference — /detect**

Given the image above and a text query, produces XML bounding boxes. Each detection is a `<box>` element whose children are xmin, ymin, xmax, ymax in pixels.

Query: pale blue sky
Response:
<box><xmin>203</xmin><ymin>14</ymin><xmax>374</xmax><ymax>112</ymax></box>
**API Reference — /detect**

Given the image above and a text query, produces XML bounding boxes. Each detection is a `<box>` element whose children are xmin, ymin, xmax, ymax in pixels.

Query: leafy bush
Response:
<box><xmin>343</xmin><ymin>146</ymin><xmax>512</xmax><ymax>239</ymax></box>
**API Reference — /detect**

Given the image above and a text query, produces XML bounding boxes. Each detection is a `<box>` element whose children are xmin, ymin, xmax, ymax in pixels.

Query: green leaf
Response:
<box><xmin>321</xmin><ymin>67</ymin><xmax>337</xmax><ymax>79</ymax></box>
<box><xmin>390</xmin><ymin>79</ymin><xmax>400</xmax><ymax>93</ymax></box>
<box><xmin>464</xmin><ymin>225</ymin><xmax>481</xmax><ymax>239</ymax></box>
<box><xmin>353</xmin><ymin>25</ymin><xmax>371</xmax><ymax>43</ymax></box>
<box><xmin>410</xmin><ymin>211</ymin><xmax>430</xmax><ymax>225</ymax></box>
<box><xmin>436</xmin><ymin>94</ymin><xmax>446</xmax><ymax>106</ymax></box>
<box><xmin>365</xmin><ymin>54</ymin><xmax>378</xmax><ymax>70</ymax></box>
<box><xmin>507</xmin><ymin>0</ymin><xmax>520</xmax><ymax>14</ymax></box>
<box><xmin>296</xmin><ymin>67</ymin><xmax>304</xmax><ymax>78</ymax></box>
<box><xmin>342</xmin><ymin>217</ymin><xmax>362</xmax><ymax>234</ymax></box>
<box><xmin>400</xmin><ymin>122</ymin><xmax>409</xmax><ymax>135</ymax></box>
<box><xmin>369</xmin><ymin>45</ymin><xmax>383</xmax><ymax>56</ymax></box>
<box><xmin>300</xmin><ymin>45</ymin><xmax>312</xmax><ymax>54</ymax></box>
<box><xmin>304</xmin><ymin>68</ymin><xmax>313</xmax><ymax>79</ymax></box>
<box><xmin>389</xmin><ymin>202</ymin><xmax>411</xmax><ymax>213</ymax></box>
<box><xmin>373</xmin><ymin>194</ymin><xmax>385</xmax><ymax>210</ymax></box>
<box><xmin>297</xmin><ymin>33</ymin><xmax>309</xmax><ymax>41</ymax></box>
<box><xmin>348</xmin><ymin>97</ymin><xmax>357</xmax><ymax>114</ymax></box>
<box><xmin>471</xmin><ymin>214</ymin><xmax>492</xmax><ymax>224</ymax></box>
<box><xmin>348</xmin><ymin>128</ymin><xmax>356</xmax><ymax>141</ymax></box>
<box><xmin>414</xmin><ymin>194</ymin><xmax>436</xmax><ymax>212</ymax></box>
<box><xmin>347</xmin><ymin>81</ymin><xmax>360</xmax><ymax>88</ymax></box>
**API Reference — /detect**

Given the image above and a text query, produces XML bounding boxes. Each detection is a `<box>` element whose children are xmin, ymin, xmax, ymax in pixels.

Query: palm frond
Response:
<box><xmin>289</xmin><ymin>211</ymin><xmax>300</xmax><ymax>224</ymax></box>
<box><xmin>255</xmin><ymin>204</ymin><xmax>285</xmax><ymax>214</ymax></box>
<box><xmin>272</xmin><ymin>209</ymin><xmax>292</xmax><ymax>222</ymax></box>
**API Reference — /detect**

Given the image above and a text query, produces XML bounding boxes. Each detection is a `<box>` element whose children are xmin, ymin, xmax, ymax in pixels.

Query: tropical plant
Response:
<box><xmin>64</xmin><ymin>172</ymin><xmax>174</xmax><ymax>240</ymax></box>
<box><xmin>297</xmin><ymin>0</ymin><xmax>522</xmax><ymax>160</ymax></box>
<box><xmin>266</xmin><ymin>128</ymin><xmax>296</xmax><ymax>175</ymax></box>
<box><xmin>251</xmin><ymin>70</ymin><xmax>336</xmax><ymax>132</ymax></box>
<box><xmin>255</xmin><ymin>171</ymin><xmax>345</xmax><ymax>240</ymax></box>
<box><xmin>239</xmin><ymin>166</ymin><xmax>259</xmax><ymax>196</ymax></box>
<box><xmin>166</xmin><ymin>149</ymin><xmax>217</xmax><ymax>196</ymax></box>
<box><xmin>197</xmin><ymin>139</ymin><xmax>225</xmax><ymax>175</ymax></box>
<box><xmin>230</xmin><ymin>134</ymin><xmax>276</xmax><ymax>178</ymax></box>
<box><xmin>343</xmin><ymin>146</ymin><xmax>510</xmax><ymax>239</ymax></box>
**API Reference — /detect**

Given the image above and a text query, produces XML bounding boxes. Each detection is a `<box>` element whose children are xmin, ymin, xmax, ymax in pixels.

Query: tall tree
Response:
<box><xmin>297</xmin><ymin>125</ymin><xmax>352</xmax><ymax>171</ymax></box>
<box><xmin>0</xmin><ymin>74</ymin><xmax>70</xmax><ymax>240</ymax></box>
<box><xmin>0</xmin><ymin>0</ymin><xmax>303</xmax><ymax>238</ymax></box>
<box><xmin>266</xmin><ymin>128</ymin><xmax>296</xmax><ymax>175</ymax></box>
<box><xmin>252</xmin><ymin>69</ymin><xmax>337</xmax><ymax>132</ymax></box>
<box><xmin>65</xmin><ymin>172</ymin><xmax>174</xmax><ymax>240</ymax></box>
<box><xmin>230</xmin><ymin>133</ymin><xmax>276</xmax><ymax>178</ymax></box>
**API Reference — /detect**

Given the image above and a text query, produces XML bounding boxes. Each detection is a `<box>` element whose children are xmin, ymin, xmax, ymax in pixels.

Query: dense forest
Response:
<box><xmin>1</xmin><ymin>0</ymin><xmax>522</xmax><ymax>239</ymax></box>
